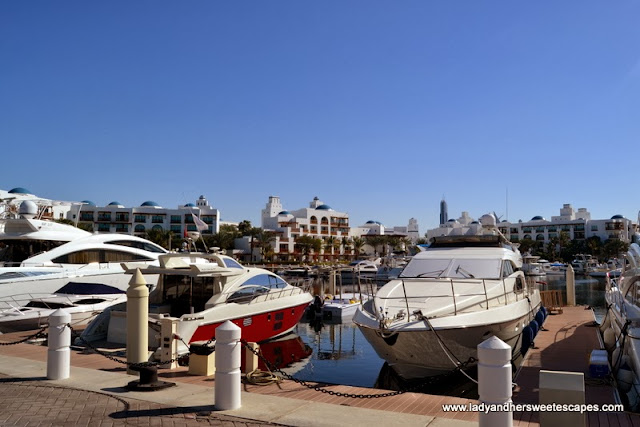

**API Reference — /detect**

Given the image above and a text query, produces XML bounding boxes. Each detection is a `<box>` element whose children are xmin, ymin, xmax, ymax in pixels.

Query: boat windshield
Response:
<box><xmin>400</xmin><ymin>258</ymin><xmax>502</xmax><ymax>279</ymax></box>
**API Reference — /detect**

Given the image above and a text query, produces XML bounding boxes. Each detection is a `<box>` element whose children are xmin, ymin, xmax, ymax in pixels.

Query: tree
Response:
<box><xmin>144</xmin><ymin>228</ymin><xmax>173</xmax><ymax>249</ymax></box>
<box><xmin>603</xmin><ymin>239</ymin><xmax>629</xmax><ymax>261</ymax></box>
<box><xmin>254</xmin><ymin>229</ymin><xmax>277</xmax><ymax>261</ymax></box>
<box><xmin>295</xmin><ymin>235</ymin><xmax>315</xmax><ymax>262</ymax></box>
<box><xmin>325</xmin><ymin>236</ymin><xmax>337</xmax><ymax>260</ymax></box>
<box><xmin>203</xmin><ymin>224</ymin><xmax>239</xmax><ymax>251</ymax></box>
<box><xmin>351</xmin><ymin>237</ymin><xmax>365</xmax><ymax>259</ymax></box>
<box><xmin>238</xmin><ymin>220</ymin><xmax>252</xmax><ymax>237</ymax></box>
<box><xmin>365</xmin><ymin>235</ymin><xmax>385</xmax><ymax>256</ymax></box>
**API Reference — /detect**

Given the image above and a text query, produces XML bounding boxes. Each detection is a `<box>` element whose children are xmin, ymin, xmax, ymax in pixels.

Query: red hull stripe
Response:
<box><xmin>189</xmin><ymin>302</ymin><xmax>311</xmax><ymax>343</ymax></box>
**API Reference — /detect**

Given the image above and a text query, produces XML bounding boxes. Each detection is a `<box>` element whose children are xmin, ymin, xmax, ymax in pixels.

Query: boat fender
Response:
<box><xmin>617</xmin><ymin>362</ymin><xmax>634</xmax><ymax>393</ymax></box>
<box><xmin>529</xmin><ymin>320</ymin><xmax>539</xmax><ymax>338</ymax></box>
<box><xmin>612</xmin><ymin>347</ymin><xmax>621</xmax><ymax>369</ymax></box>
<box><xmin>521</xmin><ymin>325</ymin><xmax>534</xmax><ymax>354</ymax></box>
<box><xmin>535</xmin><ymin>310</ymin><xmax>545</xmax><ymax>328</ymax></box>
<box><xmin>603</xmin><ymin>328</ymin><xmax>616</xmax><ymax>352</ymax></box>
<box><xmin>599</xmin><ymin>312</ymin><xmax>612</xmax><ymax>332</ymax></box>
<box><xmin>627</xmin><ymin>378</ymin><xmax>640</xmax><ymax>412</ymax></box>
<box><xmin>541</xmin><ymin>306</ymin><xmax>548</xmax><ymax>319</ymax></box>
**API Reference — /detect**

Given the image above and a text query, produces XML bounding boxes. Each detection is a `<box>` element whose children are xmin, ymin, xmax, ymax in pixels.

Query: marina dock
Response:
<box><xmin>2</xmin><ymin>306</ymin><xmax>640</xmax><ymax>425</ymax></box>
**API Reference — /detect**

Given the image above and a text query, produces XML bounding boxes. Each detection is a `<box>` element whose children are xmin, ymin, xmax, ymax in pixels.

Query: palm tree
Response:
<box><xmin>295</xmin><ymin>235</ymin><xmax>315</xmax><ymax>262</ymax></box>
<box><xmin>365</xmin><ymin>235</ymin><xmax>385</xmax><ymax>256</ymax></box>
<box><xmin>351</xmin><ymin>237</ymin><xmax>365</xmax><ymax>259</ymax></box>
<box><xmin>254</xmin><ymin>229</ymin><xmax>277</xmax><ymax>262</ymax></box>
<box><xmin>144</xmin><ymin>228</ymin><xmax>173</xmax><ymax>250</ymax></box>
<box><xmin>325</xmin><ymin>236</ymin><xmax>337</xmax><ymax>261</ymax></box>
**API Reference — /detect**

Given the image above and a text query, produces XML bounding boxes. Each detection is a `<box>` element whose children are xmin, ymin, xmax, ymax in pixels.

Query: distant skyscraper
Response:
<box><xmin>440</xmin><ymin>198</ymin><xmax>448</xmax><ymax>225</ymax></box>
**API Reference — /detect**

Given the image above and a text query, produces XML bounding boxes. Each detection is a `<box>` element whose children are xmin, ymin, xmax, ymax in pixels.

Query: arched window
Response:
<box><xmin>134</xmin><ymin>224</ymin><xmax>145</xmax><ymax>233</ymax></box>
<box><xmin>152</xmin><ymin>225</ymin><xmax>163</xmax><ymax>231</ymax></box>
<box><xmin>310</xmin><ymin>216</ymin><xmax>317</xmax><ymax>224</ymax></box>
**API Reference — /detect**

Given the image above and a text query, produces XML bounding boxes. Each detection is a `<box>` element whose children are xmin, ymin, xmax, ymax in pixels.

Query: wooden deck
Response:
<box><xmin>2</xmin><ymin>306</ymin><xmax>640</xmax><ymax>425</ymax></box>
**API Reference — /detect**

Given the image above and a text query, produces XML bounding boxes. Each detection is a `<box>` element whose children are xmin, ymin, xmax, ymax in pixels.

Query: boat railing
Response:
<box><xmin>222</xmin><ymin>280</ymin><xmax>312</xmax><ymax>306</ymax></box>
<box><xmin>373</xmin><ymin>276</ymin><xmax>527</xmax><ymax>322</ymax></box>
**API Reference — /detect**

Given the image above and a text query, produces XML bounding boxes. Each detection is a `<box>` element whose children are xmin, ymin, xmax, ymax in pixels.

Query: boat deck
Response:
<box><xmin>1</xmin><ymin>306</ymin><xmax>640</xmax><ymax>425</ymax></box>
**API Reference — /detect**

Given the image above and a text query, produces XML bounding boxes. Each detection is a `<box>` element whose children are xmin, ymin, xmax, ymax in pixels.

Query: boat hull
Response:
<box><xmin>359</xmin><ymin>315</ymin><xmax>530</xmax><ymax>379</ymax></box>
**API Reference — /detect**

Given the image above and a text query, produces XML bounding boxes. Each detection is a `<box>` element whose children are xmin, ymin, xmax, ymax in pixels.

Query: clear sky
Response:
<box><xmin>2</xmin><ymin>1</ymin><xmax>639</xmax><ymax>232</ymax></box>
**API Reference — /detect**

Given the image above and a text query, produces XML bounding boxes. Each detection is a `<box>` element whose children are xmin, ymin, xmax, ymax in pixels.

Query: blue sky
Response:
<box><xmin>2</xmin><ymin>1</ymin><xmax>639</xmax><ymax>232</ymax></box>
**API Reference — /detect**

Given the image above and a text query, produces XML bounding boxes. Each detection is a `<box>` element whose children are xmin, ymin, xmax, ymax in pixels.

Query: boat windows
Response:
<box><xmin>223</xmin><ymin>258</ymin><xmax>243</xmax><ymax>269</ymax></box>
<box><xmin>51</xmin><ymin>249</ymin><xmax>154</xmax><ymax>264</ymax></box>
<box><xmin>162</xmin><ymin>275</ymin><xmax>216</xmax><ymax>315</ymax></box>
<box><xmin>502</xmin><ymin>261</ymin><xmax>515</xmax><ymax>278</ymax></box>
<box><xmin>400</xmin><ymin>258</ymin><xmax>502</xmax><ymax>279</ymax></box>
<box><xmin>238</xmin><ymin>274</ymin><xmax>287</xmax><ymax>289</ymax></box>
<box><xmin>107</xmin><ymin>240</ymin><xmax>166</xmax><ymax>253</ymax></box>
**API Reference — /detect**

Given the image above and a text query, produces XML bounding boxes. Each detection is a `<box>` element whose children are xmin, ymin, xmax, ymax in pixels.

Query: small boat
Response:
<box><xmin>320</xmin><ymin>292</ymin><xmax>370</xmax><ymax>322</ymax></box>
<box><xmin>539</xmin><ymin>260</ymin><xmax>566</xmax><ymax>276</ymax></box>
<box><xmin>522</xmin><ymin>254</ymin><xmax>546</xmax><ymax>277</ymax></box>
<box><xmin>354</xmin><ymin>214</ymin><xmax>543</xmax><ymax>379</ymax></box>
<box><xmin>0</xmin><ymin>282</ymin><xmax>126</xmax><ymax>333</ymax></box>
<box><xmin>79</xmin><ymin>252</ymin><xmax>313</xmax><ymax>359</ymax></box>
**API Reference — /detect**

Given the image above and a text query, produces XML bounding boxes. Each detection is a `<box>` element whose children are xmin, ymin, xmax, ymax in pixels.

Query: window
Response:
<box><xmin>98</xmin><ymin>212</ymin><xmax>111</xmax><ymax>222</ymax></box>
<box><xmin>98</xmin><ymin>224</ymin><xmax>110</xmax><ymax>232</ymax></box>
<box><xmin>400</xmin><ymin>258</ymin><xmax>502</xmax><ymax>279</ymax></box>
<box><xmin>152</xmin><ymin>215</ymin><xmax>164</xmax><ymax>223</ymax></box>
<box><xmin>591</xmin><ymin>225</ymin><xmax>598</xmax><ymax>232</ymax></box>
<box><xmin>52</xmin><ymin>249</ymin><xmax>153</xmax><ymax>264</ymax></box>
<box><xmin>80</xmin><ymin>212</ymin><xmax>94</xmax><ymax>221</ymax></box>
<box><xmin>502</xmin><ymin>261</ymin><xmax>514</xmax><ymax>278</ymax></box>
<box><xmin>170</xmin><ymin>225</ymin><xmax>181</xmax><ymax>233</ymax></box>
<box><xmin>134</xmin><ymin>215</ymin><xmax>146</xmax><ymax>223</ymax></box>
<box><xmin>170</xmin><ymin>215</ymin><xmax>181</xmax><ymax>224</ymax></box>
<box><xmin>223</xmin><ymin>258</ymin><xmax>243</xmax><ymax>269</ymax></box>
<box><xmin>108</xmin><ymin>239</ymin><xmax>165</xmax><ymax>253</ymax></box>
<box><xmin>134</xmin><ymin>225</ymin><xmax>145</xmax><ymax>233</ymax></box>
<box><xmin>115</xmin><ymin>212</ymin><xmax>129</xmax><ymax>222</ymax></box>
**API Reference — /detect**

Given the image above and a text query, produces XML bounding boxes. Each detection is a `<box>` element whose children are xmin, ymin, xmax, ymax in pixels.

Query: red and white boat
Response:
<box><xmin>79</xmin><ymin>253</ymin><xmax>313</xmax><ymax>357</ymax></box>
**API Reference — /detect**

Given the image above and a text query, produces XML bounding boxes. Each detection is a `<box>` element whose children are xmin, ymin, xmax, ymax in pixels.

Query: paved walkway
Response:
<box><xmin>0</xmin><ymin>374</ymin><xmax>283</xmax><ymax>426</ymax></box>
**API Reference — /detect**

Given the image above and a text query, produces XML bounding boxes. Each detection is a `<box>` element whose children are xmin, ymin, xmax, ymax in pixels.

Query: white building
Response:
<box><xmin>249</xmin><ymin>196</ymin><xmax>351</xmax><ymax>261</ymax></box>
<box><xmin>77</xmin><ymin>195</ymin><xmax>220</xmax><ymax>237</ymax></box>
<box><xmin>426</xmin><ymin>204</ymin><xmax>635</xmax><ymax>245</ymax></box>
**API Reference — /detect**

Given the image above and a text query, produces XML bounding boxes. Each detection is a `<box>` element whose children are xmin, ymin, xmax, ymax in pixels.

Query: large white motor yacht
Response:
<box><xmin>0</xmin><ymin>198</ymin><xmax>169</xmax><ymax>310</ymax></box>
<box><xmin>353</xmin><ymin>214</ymin><xmax>543</xmax><ymax>379</ymax></box>
<box><xmin>602</xmin><ymin>242</ymin><xmax>640</xmax><ymax>409</ymax></box>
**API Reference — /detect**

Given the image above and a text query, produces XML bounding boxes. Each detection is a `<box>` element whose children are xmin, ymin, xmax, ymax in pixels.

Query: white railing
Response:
<box><xmin>372</xmin><ymin>276</ymin><xmax>531</xmax><ymax>324</ymax></box>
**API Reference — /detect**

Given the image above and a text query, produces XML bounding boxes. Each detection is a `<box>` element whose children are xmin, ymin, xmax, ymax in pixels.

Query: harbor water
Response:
<box><xmin>274</xmin><ymin>273</ymin><xmax>609</xmax><ymax>397</ymax></box>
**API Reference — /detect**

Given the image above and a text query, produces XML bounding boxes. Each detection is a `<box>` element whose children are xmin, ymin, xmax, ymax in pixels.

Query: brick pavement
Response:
<box><xmin>0</xmin><ymin>375</ymin><xmax>284</xmax><ymax>427</ymax></box>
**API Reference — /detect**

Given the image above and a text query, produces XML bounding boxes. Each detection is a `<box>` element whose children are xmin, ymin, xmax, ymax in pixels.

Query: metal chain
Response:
<box><xmin>240</xmin><ymin>338</ymin><xmax>476</xmax><ymax>399</ymax></box>
<box><xmin>68</xmin><ymin>325</ymin><xmax>189</xmax><ymax>368</ymax></box>
<box><xmin>0</xmin><ymin>327</ymin><xmax>48</xmax><ymax>346</ymax></box>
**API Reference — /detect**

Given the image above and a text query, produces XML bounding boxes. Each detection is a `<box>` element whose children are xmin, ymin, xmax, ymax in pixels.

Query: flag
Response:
<box><xmin>192</xmin><ymin>213</ymin><xmax>209</xmax><ymax>232</ymax></box>
<box><xmin>183</xmin><ymin>226</ymin><xmax>188</xmax><ymax>238</ymax></box>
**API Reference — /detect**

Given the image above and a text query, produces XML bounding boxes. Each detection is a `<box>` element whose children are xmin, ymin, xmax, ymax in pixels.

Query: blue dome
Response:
<box><xmin>81</xmin><ymin>200</ymin><xmax>96</xmax><ymax>207</ymax></box>
<box><xmin>366</xmin><ymin>220</ymin><xmax>377</xmax><ymax>224</ymax></box>
<box><xmin>141</xmin><ymin>200</ymin><xmax>160</xmax><ymax>207</ymax></box>
<box><xmin>316</xmin><ymin>204</ymin><xmax>332</xmax><ymax>210</ymax></box>
<box><xmin>447</xmin><ymin>219</ymin><xmax>457</xmax><ymax>222</ymax></box>
<box><xmin>185</xmin><ymin>203</ymin><xmax>195</xmax><ymax>207</ymax></box>
<box><xmin>278</xmin><ymin>210</ymin><xmax>291</xmax><ymax>215</ymax></box>
<box><xmin>107</xmin><ymin>201</ymin><xmax>122</xmax><ymax>206</ymax></box>
<box><xmin>531</xmin><ymin>216</ymin><xmax>545</xmax><ymax>221</ymax></box>
<box><xmin>8</xmin><ymin>187</ymin><xmax>31</xmax><ymax>195</ymax></box>
<box><xmin>611</xmin><ymin>214</ymin><xmax>624</xmax><ymax>219</ymax></box>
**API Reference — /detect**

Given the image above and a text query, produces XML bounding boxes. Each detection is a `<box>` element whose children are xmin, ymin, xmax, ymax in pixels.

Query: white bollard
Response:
<box><xmin>566</xmin><ymin>265</ymin><xmax>576</xmax><ymax>306</ymax></box>
<box><xmin>127</xmin><ymin>269</ymin><xmax>149</xmax><ymax>374</ymax></box>
<box><xmin>478</xmin><ymin>336</ymin><xmax>513</xmax><ymax>427</ymax></box>
<box><xmin>214</xmin><ymin>321</ymin><xmax>241</xmax><ymax>410</ymax></box>
<box><xmin>47</xmin><ymin>309</ymin><xmax>71</xmax><ymax>380</ymax></box>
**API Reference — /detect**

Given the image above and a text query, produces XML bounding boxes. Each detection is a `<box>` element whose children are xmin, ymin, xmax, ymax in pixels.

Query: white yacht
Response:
<box><xmin>0</xmin><ymin>217</ymin><xmax>169</xmax><ymax>311</ymax></box>
<box><xmin>602</xmin><ymin>243</ymin><xmax>640</xmax><ymax>410</ymax></box>
<box><xmin>79</xmin><ymin>253</ymin><xmax>313</xmax><ymax>360</ymax></box>
<box><xmin>539</xmin><ymin>260</ymin><xmax>566</xmax><ymax>276</ymax></box>
<box><xmin>571</xmin><ymin>254</ymin><xmax>601</xmax><ymax>275</ymax></box>
<box><xmin>0</xmin><ymin>233</ymin><xmax>167</xmax><ymax>308</ymax></box>
<box><xmin>521</xmin><ymin>254</ymin><xmax>546</xmax><ymax>277</ymax></box>
<box><xmin>353</xmin><ymin>214</ymin><xmax>543</xmax><ymax>379</ymax></box>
